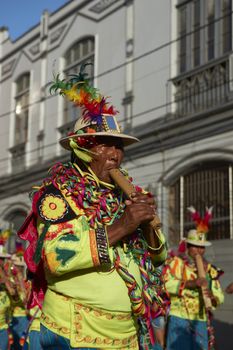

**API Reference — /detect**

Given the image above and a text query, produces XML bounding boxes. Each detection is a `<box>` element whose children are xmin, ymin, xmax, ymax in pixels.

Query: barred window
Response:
<box><xmin>63</xmin><ymin>37</ymin><xmax>95</xmax><ymax>124</ymax></box>
<box><xmin>169</xmin><ymin>162</ymin><xmax>232</xmax><ymax>245</ymax></box>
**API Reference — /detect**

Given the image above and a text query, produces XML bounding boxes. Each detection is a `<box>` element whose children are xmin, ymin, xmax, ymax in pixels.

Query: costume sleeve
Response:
<box><xmin>208</xmin><ymin>265</ymin><xmax>225</xmax><ymax>307</ymax></box>
<box><xmin>209</xmin><ymin>269</ymin><xmax>224</xmax><ymax>307</ymax></box>
<box><xmin>163</xmin><ymin>257</ymin><xmax>183</xmax><ymax>295</ymax></box>
<box><xmin>211</xmin><ymin>279</ymin><xmax>224</xmax><ymax>307</ymax></box>
<box><xmin>38</xmin><ymin>216</ymin><xmax>111</xmax><ymax>276</ymax></box>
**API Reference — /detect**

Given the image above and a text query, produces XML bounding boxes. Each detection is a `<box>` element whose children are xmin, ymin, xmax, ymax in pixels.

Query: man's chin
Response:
<box><xmin>98</xmin><ymin>174</ymin><xmax>112</xmax><ymax>184</ymax></box>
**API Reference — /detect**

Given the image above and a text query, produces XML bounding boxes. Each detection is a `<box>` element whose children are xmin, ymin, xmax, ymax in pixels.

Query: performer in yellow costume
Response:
<box><xmin>163</xmin><ymin>207</ymin><xmax>224</xmax><ymax>350</ymax></box>
<box><xmin>0</xmin><ymin>255</ymin><xmax>12</xmax><ymax>350</ymax></box>
<box><xmin>18</xmin><ymin>65</ymin><xmax>168</xmax><ymax>350</ymax></box>
<box><xmin>0</xmin><ymin>228</ymin><xmax>15</xmax><ymax>350</ymax></box>
<box><xmin>10</xmin><ymin>248</ymin><xmax>30</xmax><ymax>350</ymax></box>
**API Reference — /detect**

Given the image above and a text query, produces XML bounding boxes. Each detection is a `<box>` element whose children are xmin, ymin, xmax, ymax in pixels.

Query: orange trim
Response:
<box><xmin>89</xmin><ymin>229</ymin><xmax>100</xmax><ymax>266</ymax></box>
<box><xmin>171</xmin><ymin>258</ymin><xmax>179</xmax><ymax>276</ymax></box>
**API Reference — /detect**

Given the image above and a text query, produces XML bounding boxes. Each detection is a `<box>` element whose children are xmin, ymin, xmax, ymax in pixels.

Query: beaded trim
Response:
<box><xmin>95</xmin><ymin>227</ymin><xmax>111</xmax><ymax>265</ymax></box>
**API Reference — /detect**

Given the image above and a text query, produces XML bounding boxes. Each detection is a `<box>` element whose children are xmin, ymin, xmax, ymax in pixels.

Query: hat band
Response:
<box><xmin>187</xmin><ymin>233</ymin><xmax>207</xmax><ymax>242</ymax></box>
<box><xmin>75</xmin><ymin>115</ymin><xmax>121</xmax><ymax>135</ymax></box>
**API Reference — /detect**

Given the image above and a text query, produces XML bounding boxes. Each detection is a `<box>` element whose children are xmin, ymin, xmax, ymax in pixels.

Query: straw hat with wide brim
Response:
<box><xmin>59</xmin><ymin>114</ymin><xmax>140</xmax><ymax>151</ymax></box>
<box><xmin>185</xmin><ymin>229</ymin><xmax>212</xmax><ymax>247</ymax></box>
<box><xmin>0</xmin><ymin>252</ymin><xmax>11</xmax><ymax>258</ymax></box>
<box><xmin>11</xmin><ymin>254</ymin><xmax>25</xmax><ymax>267</ymax></box>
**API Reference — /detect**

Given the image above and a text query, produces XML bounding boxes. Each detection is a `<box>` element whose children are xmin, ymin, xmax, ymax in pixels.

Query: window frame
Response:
<box><xmin>177</xmin><ymin>0</ymin><xmax>232</xmax><ymax>74</ymax></box>
<box><xmin>62</xmin><ymin>36</ymin><xmax>95</xmax><ymax>125</ymax></box>
<box><xmin>14</xmin><ymin>72</ymin><xmax>30</xmax><ymax>145</ymax></box>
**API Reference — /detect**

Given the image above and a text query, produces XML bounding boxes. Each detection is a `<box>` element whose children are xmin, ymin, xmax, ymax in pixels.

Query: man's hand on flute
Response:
<box><xmin>107</xmin><ymin>192</ymin><xmax>156</xmax><ymax>246</ymax></box>
<box><xmin>185</xmin><ymin>278</ymin><xmax>208</xmax><ymax>289</ymax></box>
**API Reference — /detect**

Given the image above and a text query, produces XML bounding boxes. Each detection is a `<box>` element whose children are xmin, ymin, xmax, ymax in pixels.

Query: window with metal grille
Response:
<box><xmin>169</xmin><ymin>162</ymin><xmax>232</xmax><ymax>245</ymax></box>
<box><xmin>63</xmin><ymin>37</ymin><xmax>95</xmax><ymax>125</ymax></box>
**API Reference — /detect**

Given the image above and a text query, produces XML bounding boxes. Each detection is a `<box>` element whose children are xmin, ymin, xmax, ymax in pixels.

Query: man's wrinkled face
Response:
<box><xmin>89</xmin><ymin>136</ymin><xmax>124</xmax><ymax>183</ymax></box>
<box><xmin>187</xmin><ymin>244</ymin><xmax>205</xmax><ymax>259</ymax></box>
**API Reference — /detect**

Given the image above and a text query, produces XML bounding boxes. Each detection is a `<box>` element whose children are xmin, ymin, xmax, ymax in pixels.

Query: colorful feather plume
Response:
<box><xmin>187</xmin><ymin>206</ymin><xmax>213</xmax><ymax>233</ymax></box>
<box><xmin>49</xmin><ymin>63</ymin><xmax>118</xmax><ymax>123</ymax></box>
<box><xmin>15</xmin><ymin>240</ymin><xmax>25</xmax><ymax>256</ymax></box>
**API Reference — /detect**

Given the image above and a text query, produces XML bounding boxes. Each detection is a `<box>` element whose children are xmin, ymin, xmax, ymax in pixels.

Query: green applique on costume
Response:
<box><xmin>59</xmin><ymin>235</ymin><xmax>79</xmax><ymax>242</ymax></box>
<box><xmin>55</xmin><ymin>248</ymin><xmax>76</xmax><ymax>265</ymax></box>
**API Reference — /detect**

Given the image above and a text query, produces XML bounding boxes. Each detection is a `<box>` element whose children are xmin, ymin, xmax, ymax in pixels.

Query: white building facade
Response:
<box><xmin>0</xmin><ymin>0</ymin><xmax>232</xmax><ymax>346</ymax></box>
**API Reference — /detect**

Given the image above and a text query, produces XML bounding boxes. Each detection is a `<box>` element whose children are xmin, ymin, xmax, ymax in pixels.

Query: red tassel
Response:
<box><xmin>178</xmin><ymin>239</ymin><xmax>186</xmax><ymax>253</ymax></box>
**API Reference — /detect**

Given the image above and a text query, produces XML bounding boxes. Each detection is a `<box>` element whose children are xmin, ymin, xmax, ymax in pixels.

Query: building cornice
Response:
<box><xmin>0</xmin><ymin>153</ymin><xmax>69</xmax><ymax>200</ymax></box>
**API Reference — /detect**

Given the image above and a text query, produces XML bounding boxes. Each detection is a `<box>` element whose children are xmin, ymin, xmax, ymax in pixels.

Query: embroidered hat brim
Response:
<box><xmin>59</xmin><ymin>113</ymin><xmax>140</xmax><ymax>150</ymax></box>
<box><xmin>60</xmin><ymin>132</ymin><xmax>140</xmax><ymax>150</ymax></box>
<box><xmin>0</xmin><ymin>253</ymin><xmax>11</xmax><ymax>258</ymax></box>
<box><xmin>185</xmin><ymin>239</ymin><xmax>212</xmax><ymax>247</ymax></box>
<box><xmin>12</xmin><ymin>260</ymin><xmax>25</xmax><ymax>266</ymax></box>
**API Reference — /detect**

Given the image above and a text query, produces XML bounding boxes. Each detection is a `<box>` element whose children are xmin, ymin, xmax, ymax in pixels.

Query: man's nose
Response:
<box><xmin>109</xmin><ymin>146</ymin><xmax>119</xmax><ymax>159</ymax></box>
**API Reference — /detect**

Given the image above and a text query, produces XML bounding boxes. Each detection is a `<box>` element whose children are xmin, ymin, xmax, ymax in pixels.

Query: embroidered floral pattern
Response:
<box><xmin>43</xmin><ymin>162</ymin><xmax>126</xmax><ymax>228</ymax></box>
<box><xmin>39</xmin><ymin>194</ymin><xmax>68</xmax><ymax>222</ymax></box>
<box><xmin>41</xmin><ymin>306</ymin><xmax>138</xmax><ymax>349</ymax></box>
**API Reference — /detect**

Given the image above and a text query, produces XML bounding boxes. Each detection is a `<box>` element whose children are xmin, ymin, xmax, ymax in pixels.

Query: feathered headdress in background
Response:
<box><xmin>187</xmin><ymin>206</ymin><xmax>213</xmax><ymax>233</ymax></box>
<box><xmin>15</xmin><ymin>240</ymin><xmax>25</xmax><ymax>257</ymax></box>
<box><xmin>11</xmin><ymin>241</ymin><xmax>25</xmax><ymax>267</ymax></box>
<box><xmin>49</xmin><ymin>63</ymin><xmax>139</xmax><ymax>161</ymax></box>
<box><xmin>186</xmin><ymin>206</ymin><xmax>213</xmax><ymax>247</ymax></box>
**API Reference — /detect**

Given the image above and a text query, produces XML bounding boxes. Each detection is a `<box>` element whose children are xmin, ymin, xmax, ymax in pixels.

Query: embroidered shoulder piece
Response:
<box><xmin>36</xmin><ymin>184</ymin><xmax>76</xmax><ymax>224</ymax></box>
<box><xmin>208</xmin><ymin>264</ymin><xmax>224</xmax><ymax>280</ymax></box>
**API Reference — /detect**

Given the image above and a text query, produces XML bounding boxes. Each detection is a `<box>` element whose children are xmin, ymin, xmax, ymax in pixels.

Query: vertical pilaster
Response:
<box><xmin>122</xmin><ymin>0</ymin><xmax>134</xmax><ymax>130</ymax></box>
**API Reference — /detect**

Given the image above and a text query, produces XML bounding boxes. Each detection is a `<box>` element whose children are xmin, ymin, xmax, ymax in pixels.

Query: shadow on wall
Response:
<box><xmin>213</xmin><ymin>319</ymin><xmax>233</xmax><ymax>350</ymax></box>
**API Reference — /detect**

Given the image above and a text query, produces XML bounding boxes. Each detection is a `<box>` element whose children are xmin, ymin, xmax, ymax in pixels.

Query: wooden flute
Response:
<box><xmin>195</xmin><ymin>254</ymin><xmax>212</xmax><ymax>310</ymax></box>
<box><xmin>109</xmin><ymin>168</ymin><xmax>164</xmax><ymax>252</ymax></box>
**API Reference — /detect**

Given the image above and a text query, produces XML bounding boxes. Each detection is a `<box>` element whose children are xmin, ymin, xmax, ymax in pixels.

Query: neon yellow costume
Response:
<box><xmin>20</xmin><ymin>162</ymin><xmax>167</xmax><ymax>349</ymax></box>
<box><xmin>18</xmin><ymin>65</ymin><xmax>168</xmax><ymax>350</ymax></box>
<box><xmin>0</xmin><ymin>290</ymin><xmax>11</xmax><ymax>330</ymax></box>
<box><xmin>163</xmin><ymin>256</ymin><xmax>224</xmax><ymax>321</ymax></box>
